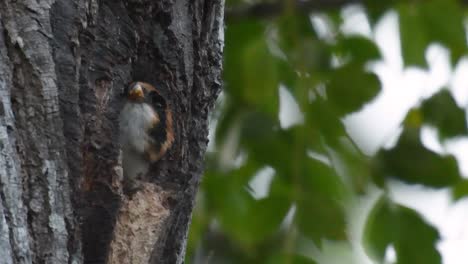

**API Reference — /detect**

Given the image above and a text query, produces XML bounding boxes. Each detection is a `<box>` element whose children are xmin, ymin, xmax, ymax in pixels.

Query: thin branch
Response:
<box><xmin>225</xmin><ymin>0</ymin><xmax>363</xmax><ymax>21</ymax></box>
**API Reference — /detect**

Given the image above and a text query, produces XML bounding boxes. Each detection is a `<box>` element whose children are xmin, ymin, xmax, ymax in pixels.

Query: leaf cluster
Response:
<box><xmin>187</xmin><ymin>0</ymin><xmax>468</xmax><ymax>263</ymax></box>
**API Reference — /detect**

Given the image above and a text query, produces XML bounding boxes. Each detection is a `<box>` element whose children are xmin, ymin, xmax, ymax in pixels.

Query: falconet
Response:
<box><xmin>119</xmin><ymin>82</ymin><xmax>174</xmax><ymax>187</ymax></box>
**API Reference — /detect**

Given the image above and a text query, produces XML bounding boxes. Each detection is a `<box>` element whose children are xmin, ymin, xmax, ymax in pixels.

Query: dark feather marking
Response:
<box><xmin>147</xmin><ymin>90</ymin><xmax>168</xmax><ymax>154</ymax></box>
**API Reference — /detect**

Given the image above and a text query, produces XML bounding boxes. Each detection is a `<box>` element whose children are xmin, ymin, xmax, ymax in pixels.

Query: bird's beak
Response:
<box><xmin>128</xmin><ymin>85</ymin><xmax>144</xmax><ymax>100</ymax></box>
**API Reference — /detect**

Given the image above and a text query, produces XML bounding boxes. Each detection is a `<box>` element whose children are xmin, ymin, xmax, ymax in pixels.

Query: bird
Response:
<box><xmin>119</xmin><ymin>81</ymin><xmax>174</xmax><ymax>188</ymax></box>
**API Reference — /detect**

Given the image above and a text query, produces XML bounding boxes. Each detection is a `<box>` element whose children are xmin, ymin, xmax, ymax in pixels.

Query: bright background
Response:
<box><xmin>339</xmin><ymin>8</ymin><xmax>468</xmax><ymax>264</ymax></box>
<box><xmin>187</xmin><ymin>2</ymin><xmax>468</xmax><ymax>263</ymax></box>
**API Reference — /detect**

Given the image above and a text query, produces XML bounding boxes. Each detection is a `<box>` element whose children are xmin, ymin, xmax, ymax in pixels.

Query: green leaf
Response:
<box><xmin>422</xmin><ymin>89</ymin><xmax>468</xmax><ymax>139</ymax></box>
<box><xmin>300</xmin><ymin>158</ymin><xmax>347</xmax><ymax>199</ymax></box>
<box><xmin>296</xmin><ymin>197</ymin><xmax>347</xmax><ymax>245</ymax></box>
<box><xmin>203</xmin><ymin>162</ymin><xmax>292</xmax><ymax>246</ymax></box>
<box><xmin>307</xmin><ymin>97</ymin><xmax>347</xmax><ymax>145</ymax></box>
<box><xmin>364</xmin><ymin>197</ymin><xmax>442</xmax><ymax>264</ymax></box>
<box><xmin>266</xmin><ymin>253</ymin><xmax>317</xmax><ymax>264</ymax></box>
<box><xmin>332</xmin><ymin>139</ymin><xmax>372</xmax><ymax>194</ymax></box>
<box><xmin>296</xmin><ymin>159</ymin><xmax>347</xmax><ymax>244</ymax></box>
<box><xmin>363</xmin><ymin>197</ymin><xmax>395</xmax><ymax>261</ymax></box>
<box><xmin>396</xmin><ymin>206</ymin><xmax>442</xmax><ymax>264</ymax></box>
<box><xmin>242</xmin><ymin>38</ymin><xmax>279</xmax><ymax>114</ymax></box>
<box><xmin>248</xmin><ymin>195</ymin><xmax>291</xmax><ymax>242</ymax></box>
<box><xmin>186</xmin><ymin>194</ymin><xmax>208</xmax><ymax>260</ymax></box>
<box><xmin>399</xmin><ymin>0</ymin><xmax>466</xmax><ymax>67</ymax></box>
<box><xmin>333</xmin><ymin>36</ymin><xmax>381</xmax><ymax>65</ymax></box>
<box><xmin>225</xmin><ymin>20</ymin><xmax>265</xmax><ymax>86</ymax></box>
<box><xmin>399</xmin><ymin>4</ymin><xmax>429</xmax><ymax>67</ymax></box>
<box><xmin>277</xmin><ymin>14</ymin><xmax>332</xmax><ymax>73</ymax></box>
<box><xmin>326</xmin><ymin>64</ymin><xmax>381</xmax><ymax>116</ymax></box>
<box><xmin>452</xmin><ymin>179</ymin><xmax>468</xmax><ymax>200</ymax></box>
<box><xmin>404</xmin><ymin>108</ymin><xmax>424</xmax><ymax>128</ymax></box>
<box><xmin>241</xmin><ymin>112</ymin><xmax>294</xmax><ymax>173</ymax></box>
<box><xmin>374</xmin><ymin>128</ymin><xmax>461</xmax><ymax>187</ymax></box>
<box><xmin>213</xmin><ymin>100</ymin><xmax>241</xmax><ymax>148</ymax></box>
<box><xmin>420</xmin><ymin>0</ymin><xmax>466</xmax><ymax>65</ymax></box>
<box><xmin>276</xmin><ymin>58</ymin><xmax>300</xmax><ymax>90</ymax></box>
<box><xmin>277</xmin><ymin>14</ymin><xmax>317</xmax><ymax>55</ymax></box>
<box><xmin>203</xmin><ymin>163</ymin><xmax>259</xmax><ymax>244</ymax></box>
<box><xmin>365</xmin><ymin>0</ymin><xmax>399</xmax><ymax>24</ymax></box>
<box><xmin>224</xmin><ymin>21</ymin><xmax>279</xmax><ymax>115</ymax></box>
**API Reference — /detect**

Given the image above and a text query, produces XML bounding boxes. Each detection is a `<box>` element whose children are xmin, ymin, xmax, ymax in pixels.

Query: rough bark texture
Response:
<box><xmin>0</xmin><ymin>0</ymin><xmax>224</xmax><ymax>263</ymax></box>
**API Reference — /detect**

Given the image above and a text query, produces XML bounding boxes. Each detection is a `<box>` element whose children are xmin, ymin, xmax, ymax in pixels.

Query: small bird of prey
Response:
<box><xmin>119</xmin><ymin>82</ymin><xmax>174</xmax><ymax>188</ymax></box>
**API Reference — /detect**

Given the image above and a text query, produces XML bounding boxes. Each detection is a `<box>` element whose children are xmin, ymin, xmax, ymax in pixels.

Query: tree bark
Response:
<box><xmin>0</xmin><ymin>0</ymin><xmax>224</xmax><ymax>263</ymax></box>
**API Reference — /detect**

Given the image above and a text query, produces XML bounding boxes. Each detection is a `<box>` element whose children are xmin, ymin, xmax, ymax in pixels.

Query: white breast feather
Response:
<box><xmin>119</xmin><ymin>102</ymin><xmax>158</xmax><ymax>154</ymax></box>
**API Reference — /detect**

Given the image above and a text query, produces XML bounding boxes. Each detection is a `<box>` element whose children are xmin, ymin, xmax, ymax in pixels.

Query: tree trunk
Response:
<box><xmin>0</xmin><ymin>0</ymin><xmax>224</xmax><ymax>263</ymax></box>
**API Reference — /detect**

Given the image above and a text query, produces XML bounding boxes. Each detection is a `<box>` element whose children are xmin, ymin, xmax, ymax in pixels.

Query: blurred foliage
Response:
<box><xmin>187</xmin><ymin>0</ymin><xmax>468</xmax><ymax>263</ymax></box>
<box><xmin>364</xmin><ymin>197</ymin><xmax>442</xmax><ymax>264</ymax></box>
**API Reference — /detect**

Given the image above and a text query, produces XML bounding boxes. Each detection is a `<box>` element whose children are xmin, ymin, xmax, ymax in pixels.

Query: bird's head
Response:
<box><xmin>126</xmin><ymin>82</ymin><xmax>145</xmax><ymax>102</ymax></box>
<box><xmin>124</xmin><ymin>82</ymin><xmax>168</xmax><ymax>109</ymax></box>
